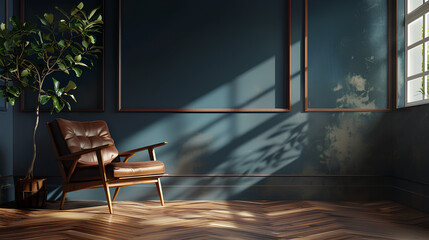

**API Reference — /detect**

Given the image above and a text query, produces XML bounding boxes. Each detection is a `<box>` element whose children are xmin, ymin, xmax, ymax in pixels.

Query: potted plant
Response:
<box><xmin>0</xmin><ymin>2</ymin><xmax>103</xmax><ymax>208</ymax></box>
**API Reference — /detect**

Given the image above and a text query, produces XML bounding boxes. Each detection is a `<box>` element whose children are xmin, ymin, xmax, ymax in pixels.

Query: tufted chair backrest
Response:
<box><xmin>54</xmin><ymin>118</ymin><xmax>119</xmax><ymax>167</ymax></box>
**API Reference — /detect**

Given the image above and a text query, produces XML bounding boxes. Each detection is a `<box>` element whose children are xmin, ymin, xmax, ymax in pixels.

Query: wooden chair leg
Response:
<box><xmin>156</xmin><ymin>178</ymin><xmax>165</xmax><ymax>206</ymax></box>
<box><xmin>112</xmin><ymin>187</ymin><xmax>121</xmax><ymax>201</ymax></box>
<box><xmin>103</xmin><ymin>183</ymin><xmax>113</xmax><ymax>214</ymax></box>
<box><xmin>96</xmin><ymin>149</ymin><xmax>113</xmax><ymax>214</ymax></box>
<box><xmin>60</xmin><ymin>192</ymin><xmax>67</xmax><ymax>210</ymax></box>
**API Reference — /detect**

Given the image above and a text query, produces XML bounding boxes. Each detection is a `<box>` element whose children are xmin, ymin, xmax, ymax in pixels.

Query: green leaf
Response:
<box><xmin>77</xmin><ymin>2</ymin><xmax>84</xmax><ymax>10</ymax></box>
<box><xmin>66</xmin><ymin>93</ymin><xmax>76</xmax><ymax>102</ymax></box>
<box><xmin>22</xmin><ymin>77</ymin><xmax>29</xmax><ymax>87</ymax></box>
<box><xmin>71</xmin><ymin>23</ymin><xmax>83</xmax><ymax>30</ymax></box>
<box><xmin>70</xmin><ymin>45</ymin><xmax>81</xmax><ymax>55</ymax></box>
<box><xmin>52</xmin><ymin>96</ymin><xmax>63</xmax><ymax>112</ymax></box>
<box><xmin>55</xmin><ymin>6</ymin><xmax>70</xmax><ymax>19</ymax></box>
<box><xmin>58</xmin><ymin>40</ymin><xmax>65</xmax><ymax>48</ymax></box>
<box><xmin>38</xmin><ymin>31</ymin><xmax>44</xmax><ymax>43</ymax></box>
<box><xmin>88</xmin><ymin>8</ymin><xmax>99</xmax><ymax>20</ymax></box>
<box><xmin>75</xmin><ymin>62</ymin><xmax>88</xmax><ymax>68</ymax></box>
<box><xmin>44</xmin><ymin>13</ymin><xmax>54</xmax><ymax>24</ymax></box>
<box><xmin>53</xmin><ymin>78</ymin><xmax>60</xmax><ymax>95</ymax></box>
<box><xmin>8</xmin><ymin>86</ymin><xmax>21</xmax><ymax>97</ymax></box>
<box><xmin>46</xmin><ymin>46</ymin><xmax>55</xmax><ymax>54</ymax></box>
<box><xmin>40</xmin><ymin>95</ymin><xmax>51</xmax><ymax>105</ymax></box>
<box><xmin>65</xmin><ymin>54</ymin><xmax>74</xmax><ymax>64</ymax></box>
<box><xmin>9</xmin><ymin>16</ymin><xmax>21</xmax><ymax>29</ymax></box>
<box><xmin>74</xmin><ymin>54</ymin><xmax>82</xmax><ymax>62</ymax></box>
<box><xmin>71</xmin><ymin>3</ymin><xmax>83</xmax><ymax>16</ymax></box>
<box><xmin>38</xmin><ymin>16</ymin><xmax>49</xmax><ymax>26</ymax></box>
<box><xmin>72</xmin><ymin>67</ymin><xmax>82</xmax><ymax>77</ymax></box>
<box><xmin>88</xmin><ymin>35</ymin><xmax>96</xmax><ymax>44</ymax></box>
<box><xmin>0</xmin><ymin>23</ymin><xmax>5</xmax><ymax>31</ymax></box>
<box><xmin>82</xmin><ymin>40</ymin><xmax>89</xmax><ymax>49</ymax></box>
<box><xmin>30</xmin><ymin>42</ymin><xmax>41</xmax><ymax>51</ymax></box>
<box><xmin>64</xmin><ymin>81</ymin><xmax>77</xmax><ymax>92</ymax></box>
<box><xmin>58</xmin><ymin>63</ymin><xmax>69</xmax><ymax>74</ymax></box>
<box><xmin>71</xmin><ymin>8</ymin><xmax>78</xmax><ymax>16</ymax></box>
<box><xmin>42</xmin><ymin>33</ymin><xmax>52</xmax><ymax>41</ymax></box>
<box><xmin>64</xmin><ymin>100</ymin><xmax>71</xmax><ymax>111</ymax></box>
<box><xmin>7</xmin><ymin>97</ymin><xmax>15</xmax><ymax>106</ymax></box>
<box><xmin>21</xmin><ymin>69</ymin><xmax>30</xmax><ymax>77</ymax></box>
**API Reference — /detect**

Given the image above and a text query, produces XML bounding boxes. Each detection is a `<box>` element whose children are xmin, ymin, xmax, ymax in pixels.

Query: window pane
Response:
<box><xmin>426</xmin><ymin>76</ymin><xmax>429</xmax><ymax>99</ymax></box>
<box><xmin>408</xmin><ymin>0</ymin><xmax>423</xmax><ymax>13</ymax></box>
<box><xmin>407</xmin><ymin>77</ymin><xmax>424</xmax><ymax>102</ymax></box>
<box><xmin>408</xmin><ymin>17</ymin><xmax>423</xmax><ymax>46</ymax></box>
<box><xmin>408</xmin><ymin>44</ymin><xmax>424</xmax><ymax>77</ymax></box>
<box><xmin>426</xmin><ymin>13</ymin><xmax>429</xmax><ymax>38</ymax></box>
<box><xmin>426</xmin><ymin>42</ymin><xmax>429</xmax><ymax>71</ymax></box>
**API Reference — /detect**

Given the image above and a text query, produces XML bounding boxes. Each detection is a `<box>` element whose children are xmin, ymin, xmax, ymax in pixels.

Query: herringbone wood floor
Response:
<box><xmin>0</xmin><ymin>201</ymin><xmax>429</xmax><ymax>239</ymax></box>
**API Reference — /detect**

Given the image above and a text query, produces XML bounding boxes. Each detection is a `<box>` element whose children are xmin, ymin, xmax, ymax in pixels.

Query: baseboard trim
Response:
<box><xmin>391</xmin><ymin>176</ymin><xmax>429</xmax><ymax>187</ymax></box>
<box><xmin>0</xmin><ymin>175</ymin><xmax>13</xmax><ymax>180</ymax></box>
<box><xmin>165</xmin><ymin>174</ymin><xmax>382</xmax><ymax>177</ymax></box>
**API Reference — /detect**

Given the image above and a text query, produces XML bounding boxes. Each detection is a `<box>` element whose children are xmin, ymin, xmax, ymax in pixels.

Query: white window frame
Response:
<box><xmin>405</xmin><ymin>0</ymin><xmax>429</xmax><ymax>106</ymax></box>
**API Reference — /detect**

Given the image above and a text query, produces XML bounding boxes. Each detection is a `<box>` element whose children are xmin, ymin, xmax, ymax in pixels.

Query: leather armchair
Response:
<box><xmin>46</xmin><ymin>118</ymin><xmax>167</xmax><ymax>214</ymax></box>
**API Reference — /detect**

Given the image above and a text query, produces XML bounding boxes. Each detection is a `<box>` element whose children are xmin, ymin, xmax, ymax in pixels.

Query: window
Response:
<box><xmin>406</xmin><ymin>0</ymin><xmax>429</xmax><ymax>106</ymax></box>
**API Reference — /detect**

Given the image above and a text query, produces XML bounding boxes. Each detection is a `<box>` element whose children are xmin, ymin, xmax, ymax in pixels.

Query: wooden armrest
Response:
<box><xmin>118</xmin><ymin>142</ymin><xmax>167</xmax><ymax>156</ymax></box>
<box><xmin>57</xmin><ymin>144</ymin><xmax>113</xmax><ymax>161</ymax></box>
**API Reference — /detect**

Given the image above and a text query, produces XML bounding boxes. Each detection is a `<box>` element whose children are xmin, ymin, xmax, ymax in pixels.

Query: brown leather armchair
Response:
<box><xmin>46</xmin><ymin>118</ymin><xmax>167</xmax><ymax>214</ymax></box>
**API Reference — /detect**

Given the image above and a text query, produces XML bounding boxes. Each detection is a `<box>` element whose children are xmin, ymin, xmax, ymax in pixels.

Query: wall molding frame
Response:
<box><xmin>117</xmin><ymin>0</ymin><xmax>291</xmax><ymax>113</ymax></box>
<box><xmin>0</xmin><ymin>0</ymin><xmax>9</xmax><ymax>111</ymax></box>
<box><xmin>304</xmin><ymin>0</ymin><xmax>393</xmax><ymax>112</ymax></box>
<box><xmin>395</xmin><ymin>0</ymin><xmax>399</xmax><ymax>109</ymax></box>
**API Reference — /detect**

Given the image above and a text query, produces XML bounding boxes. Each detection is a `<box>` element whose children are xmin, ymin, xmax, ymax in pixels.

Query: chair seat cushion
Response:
<box><xmin>109</xmin><ymin>161</ymin><xmax>165</xmax><ymax>178</ymax></box>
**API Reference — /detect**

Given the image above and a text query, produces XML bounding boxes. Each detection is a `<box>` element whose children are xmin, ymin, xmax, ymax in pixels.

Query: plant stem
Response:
<box><xmin>25</xmin><ymin>83</ymin><xmax>41</xmax><ymax>180</ymax></box>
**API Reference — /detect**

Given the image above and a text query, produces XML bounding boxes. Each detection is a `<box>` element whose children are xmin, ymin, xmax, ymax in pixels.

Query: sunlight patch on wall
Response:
<box><xmin>291</xmin><ymin>41</ymin><xmax>301</xmax><ymax>105</ymax></box>
<box><xmin>183</xmin><ymin>56</ymin><xmax>276</xmax><ymax>109</ymax></box>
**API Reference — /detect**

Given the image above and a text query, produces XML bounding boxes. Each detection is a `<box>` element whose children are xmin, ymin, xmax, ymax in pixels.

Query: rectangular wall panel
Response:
<box><xmin>118</xmin><ymin>0</ymin><xmax>290</xmax><ymax>112</ymax></box>
<box><xmin>305</xmin><ymin>0</ymin><xmax>392</xmax><ymax>112</ymax></box>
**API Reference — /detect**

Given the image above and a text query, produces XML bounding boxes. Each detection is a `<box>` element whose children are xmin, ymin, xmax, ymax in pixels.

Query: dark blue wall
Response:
<box><xmin>7</xmin><ymin>0</ymin><xmax>393</xmax><ymax>202</ymax></box>
<box><xmin>0</xmin><ymin>107</ymin><xmax>13</xmax><ymax>204</ymax></box>
<box><xmin>391</xmin><ymin>105</ymin><xmax>429</xmax><ymax>213</ymax></box>
<box><xmin>8</xmin><ymin>0</ymin><xmax>424</xmax><ymax>207</ymax></box>
<box><xmin>0</xmin><ymin>0</ymin><xmax>14</xmax><ymax>205</ymax></box>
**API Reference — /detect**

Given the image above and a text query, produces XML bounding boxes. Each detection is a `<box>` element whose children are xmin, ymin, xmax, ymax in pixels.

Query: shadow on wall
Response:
<box><xmin>112</xmin><ymin>103</ymin><xmax>389</xmax><ymax>201</ymax></box>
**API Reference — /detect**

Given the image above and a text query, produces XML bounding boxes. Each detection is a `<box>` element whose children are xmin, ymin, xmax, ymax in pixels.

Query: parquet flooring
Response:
<box><xmin>0</xmin><ymin>201</ymin><xmax>429</xmax><ymax>239</ymax></box>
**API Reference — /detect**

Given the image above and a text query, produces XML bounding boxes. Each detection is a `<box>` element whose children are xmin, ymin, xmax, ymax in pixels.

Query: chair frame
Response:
<box><xmin>46</xmin><ymin>122</ymin><xmax>167</xmax><ymax>214</ymax></box>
